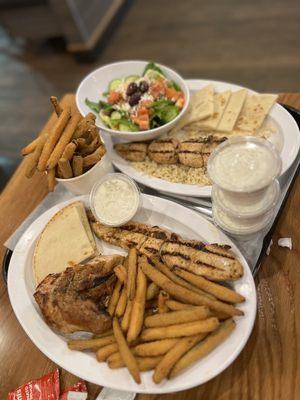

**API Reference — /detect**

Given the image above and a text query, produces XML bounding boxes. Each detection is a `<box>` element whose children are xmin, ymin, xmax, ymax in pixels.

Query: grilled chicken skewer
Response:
<box><xmin>114</xmin><ymin>135</ymin><xmax>227</xmax><ymax>168</ymax></box>
<box><xmin>91</xmin><ymin>221</ymin><xmax>243</xmax><ymax>281</ymax></box>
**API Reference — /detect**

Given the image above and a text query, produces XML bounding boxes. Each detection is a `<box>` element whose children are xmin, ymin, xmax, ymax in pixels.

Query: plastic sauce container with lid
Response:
<box><xmin>207</xmin><ymin>136</ymin><xmax>282</xmax><ymax>193</ymax></box>
<box><xmin>90</xmin><ymin>173</ymin><xmax>140</xmax><ymax>227</ymax></box>
<box><xmin>212</xmin><ymin>179</ymin><xmax>280</xmax><ymax>219</ymax></box>
<box><xmin>213</xmin><ymin>203</ymin><xmax>274</xmax><ymax>239</ymax></box>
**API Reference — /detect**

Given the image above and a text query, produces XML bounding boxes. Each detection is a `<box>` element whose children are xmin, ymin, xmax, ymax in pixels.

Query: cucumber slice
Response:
<box><xmin>99</xmin><ymin>111</ymin><xmax>113</xmax><ymax>128</ymax></box>
<box><xmin>108</xmin><ymin>79</ymin><xmax>122</xmax><ymax>91</ymax></box>
<box><xmin>144</xmin><ymin>69</ymin><xmax>165</xmax><ymax>81</ymax></box>
<box><xmin>125</xmin><ymin>75</ymin><xmax>140</xmax><ymax>84</ymax></box>
<box><xmin>111</xmin><ymin>111</ymin><xmax>122</xmax><ymax>120</ymax></box>
<box><xmin>119</xmin><ymin>123</ymin><xmax>131</xmax><ymax>131</ymax></box>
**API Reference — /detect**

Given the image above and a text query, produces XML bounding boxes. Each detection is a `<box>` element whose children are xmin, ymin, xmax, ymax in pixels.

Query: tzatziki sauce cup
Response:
<box><xmin>90</xmin><ymin>173</ymin><xmax>140</xmax><ymax>227</ymax></box>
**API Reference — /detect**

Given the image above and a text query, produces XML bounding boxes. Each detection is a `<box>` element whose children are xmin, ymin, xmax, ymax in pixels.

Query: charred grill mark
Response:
<box><xmin>164</xmin><ymin>240</ymin><xmax>205</xmax><ymax>251</ymax></box>
<box><xmin>205</xmin><ymin>249</ymin><xmax>235</xmax><ymax>260</ymax></box>
<box><xmin>143</xmin><ymin>246</ymin><xmax>159</xmax><ymax>254</ymax></box>
<box><xmin>149</xmin><ymin>150</ymin><xmax>174</xmax><ymax>154</ymax></box>
<box><xmin>179</xmin><ymin>150</ymin><xmax>204</xmax><ymax>155</ymax></box>
<box><xmin>161</xmin><ymin>250</ymin><xmax>191</xmax><ymax>261</ymax></box>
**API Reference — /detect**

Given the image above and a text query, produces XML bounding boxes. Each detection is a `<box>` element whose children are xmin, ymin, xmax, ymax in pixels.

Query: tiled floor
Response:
<box><xmin>0</xmin><ymin>0</ymin><xmax>299</xmax><ymax>187</ymax></box>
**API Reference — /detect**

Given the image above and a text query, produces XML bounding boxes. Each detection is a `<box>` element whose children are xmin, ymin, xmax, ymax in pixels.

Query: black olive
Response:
<box><xmin>129</xmin><ymin>91</ymin><xmax>142</xmax><ymax>106</ymax></box>
<box><xmin>139</xmin><ymin>81</ymin><xmax>149</xmax><ymax>93</ymax></box>
<box><xmin>126</xmin><ymin>82</ymin><xmax>138</xmax><ymax>96</ymax></box>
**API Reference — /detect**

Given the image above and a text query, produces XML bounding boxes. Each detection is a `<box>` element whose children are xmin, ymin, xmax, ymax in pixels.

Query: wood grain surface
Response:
<box><xmin>0</xmin><ymin>94</ymin><xmax>299</xmax><ymax>399</ymax></box>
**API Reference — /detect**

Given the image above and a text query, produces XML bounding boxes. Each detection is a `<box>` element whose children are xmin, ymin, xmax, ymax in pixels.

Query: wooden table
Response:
<box><xmin>1</xmin><ymin>93</ymin><xmax>299</xmax><ymax>400</ymax></box>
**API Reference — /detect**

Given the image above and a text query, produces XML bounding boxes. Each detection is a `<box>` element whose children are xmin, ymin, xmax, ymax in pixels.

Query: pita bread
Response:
<box><xmin>192</xmin><ymin>90</ymin><xmax>231</xmax><ymax>131</ymax></box>
<box><xmin>234</xmin><ymin>94</ymin><xmax>278</xmax><ymax>133</ymax></box>
<box><xmin>33</xmin><ymin>201</ymin><xmax>96</xmax><ymax>285</ymax></box>
<box><xmin>216</xmin><ymin>89</ymin><xmax>247</xmax><ymax>133</ymax></box>
<box><xmin>170</xmin><ymin>84</ymin><xmax>214</xmax><ymax>132</ymax></box>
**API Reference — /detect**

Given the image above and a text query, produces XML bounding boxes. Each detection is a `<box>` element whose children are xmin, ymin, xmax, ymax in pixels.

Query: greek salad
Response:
<box><xmin>85</xmin><ymin>62</ymin><xmax>185</xmax><ymax>132</ymax></box>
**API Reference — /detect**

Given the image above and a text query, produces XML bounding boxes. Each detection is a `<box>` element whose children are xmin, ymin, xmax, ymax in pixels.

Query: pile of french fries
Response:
<box><xmin>21</xmin><ymin>96</ymin><xmax>106</xmax><ymax>191</ymax></box>
<box><xmin>68</xmin><ymin>250</ymin><xmax>245</xmax><ymax>384</ymax></box>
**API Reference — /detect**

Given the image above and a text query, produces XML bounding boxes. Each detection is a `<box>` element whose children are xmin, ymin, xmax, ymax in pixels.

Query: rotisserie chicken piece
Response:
<box><xmin>34</xmin><ymin>254</ymin><xmax>124</xmax><ymax>334</ymax></box>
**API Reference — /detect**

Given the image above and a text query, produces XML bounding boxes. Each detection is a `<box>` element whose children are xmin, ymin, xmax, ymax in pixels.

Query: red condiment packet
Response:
<box><xmin>60</xmin><ymin>381</ymin><xmax>87</xmax><ymax>400</ymax></box>
<box><xmin>7</xmin><ymin>369</ymin><xmax>60</xmax><ymax>400</ymax></box>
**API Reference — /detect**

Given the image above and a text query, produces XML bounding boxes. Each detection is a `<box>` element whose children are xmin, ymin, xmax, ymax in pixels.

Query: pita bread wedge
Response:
<box><xmin>170</xmin><ymin>84</ymin><xmax>214</xmax><ymax>132</ymax></box>
<box><xmin>33</xmin><ymin>201</ymin><xmax>97</xmax><ymax>285</ymax></box>
<box><xmin>216</xmin><ymin>89</ymin><xmax>247</xmax><ymax>133</ymax></box>
<box><xmin>191</xmin><ymin>90</ymin><xmax>231</xmax><ymax>131</ymax></box>
<box><xmin>234</xmin><ymin>94</ymin><xmax>278</xmax><ymax>133</ymax></box>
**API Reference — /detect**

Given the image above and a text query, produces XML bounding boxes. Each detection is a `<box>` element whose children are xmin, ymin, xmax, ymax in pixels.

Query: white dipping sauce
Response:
<box><xmin>208</xmin><ymin>141</ymin><xmax>280</xmax><ymax>192</ymax></box>
<box><xmin>91</xmin><ymin>174</ymin><xmax>139</xmax><ymax>226</ymax></box>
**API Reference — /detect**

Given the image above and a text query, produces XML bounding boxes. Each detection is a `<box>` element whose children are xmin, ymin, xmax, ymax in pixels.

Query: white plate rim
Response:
<box><xmin>107</xmin><ymin>79</ymin><xmax>300</xmax><ymax>197</ymax></box>
<box><xmin>7</xmin><ymin>194</ymin><xmax>257</xmax><ymax>394</ymax></box>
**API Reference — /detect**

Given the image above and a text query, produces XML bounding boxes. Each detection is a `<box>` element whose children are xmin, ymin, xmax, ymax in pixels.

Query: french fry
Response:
<box><xmin>170</xmin><ymin>319</ymin><xmax>236</xmax><ymax>378</ymax></box>
<box><xmin>140</xmin><ymin>257</ymin><xmax>243</xmax><ymax>317</ymax></box>
<box><xmin>75</xmin><ymin>138</ymin><xmax>86</xmax><ymax>150</ymax></box>
<box><xmin>61</xmin><ymin>141</ymin><xmax>77</xmax><ymax>161</ymax></box>
<box><xmin>82</xmin><ymin>145</ymin><xmax>105</xmax><ymax>168</ymax></box>
<box><xmin>115</xmin><ymin>285</ymin><xmax>127</xmax><ymax>318</ymax></box>
<box><xmin>56</xmin><ymin>164</ymin><xmax>63</xmax><ymax>179</ymax></box>
<box><xmin>47</xmin><ymin>112</ymin><xmax>81</xmax><ymax>169</ymax></box>
<box><xmin>113</xmin><ymin>318</ymin><xmax>141</xmax><ymax>384</ymax></box>
<box><xmin>153</xmin><ymin>334</ymin><xmax>206</xmax><ymax>383</ymax></box>
<box><xmin>133</xmin><ymin>339</ymin><xmax>179</xmax><ymax>357</ymax></box>
<box><xmin>152</xmin><ymin>258</ymin><xmax>216</xmax><ymax>301</ymax></box>
<box><xmin>146</xmin><ymin>282</ymin><xmax>159</xmax><ymax>301</ymax></box>
<box><xmin>73</xmin><ymin>113</ymin><xmax>96</xmax><ymax>139</ymax></box>
<box><xmin>141</xmin><ymin>318</ymin><xmax>219</xmax><ymax>341</ymax></box>
<box><xmin>157</xmin><ymin>291</ymin><xmax>169</xmax><ymax>313</ymax></box>
<box><xmin>72</xmin><ymin>155</ymin><xmax>83</xmax><ymax>177</ymax></box>
<box><xmin>144</xmin><ymin>307</ymin><xmax>211</xmax><ymax>328</ymax></box>
<box><xmin>21</xmin><ymin>137</ymin><xmax>39</xmax><ymax>156</ymax></box>
<box><xmin>58</xmin><ymin>158</ymin><xmax>73</xmax><ymax>179</ymax></box>
<box><xmin>108</xmin><ymin>280</ymin><xmax>122</xmax><ymax>316</ymax></box>
<box><xmin>127</xmin><ymin>265</ymin><xmax>147</xmax><ymax>342</ymax></box>
<box><xmin>47</xmin><ymin>168</ymin><xmax>56</xmax><ymax>192</ymax></box>
<box><xmin>107</xmin><ymin>352</ymin><xmax>163</xmax><ymax>371</ymax></box>
<box><xmin>50</xmin><ymin>96</ymin><xmax>63</xmax><ymax>116</ymax></box>
<box><xmin>165</xmin><ymin>300</ymin><xmax>192</xmax><ymax>311</ymax></box>
<box><xmin>174</xmin><ymin>268</ymin><xmax>245</xmax><ymax>304</ymax></box>
<box><xmin>127</xmin><ymin>248</ymin><xmax>137</xmax><ymax>300</ymax></box>
<box><xmin>114</xmin><ymin>264</ymin><xmax>127</xmax><ymax>284</ymax></box>
<box><xmin>121</xmin><ymin>298</ymin><xmax>133</xmax><ymax>332</ymax></box>
<box><xmin>25</xmin><ymin>134</ymin><xmax>47</xmax><ymax>178</ymax></box>
<box><xmin>165</xmin><ymin>300</ymin><xmax>228</xmax><ymax>320</ymax></box>
<box><xmin>68</xmin><ymin>335</ymin><xmax>115</xmax><ymax>351</ymax></box>
<box><xmin>79</xmin><ymin>137</ymin><xmax>99</xmax><ymax>156</ymax></box>
<box><xmin>96</xmin><ymin>343</ymin><xmax>119</xmax><ymax>362</ymax></box>
<box><xmin>38</xmin><ymin>108</ymin><xmax>71</xmax><ymax>171</ymax></box>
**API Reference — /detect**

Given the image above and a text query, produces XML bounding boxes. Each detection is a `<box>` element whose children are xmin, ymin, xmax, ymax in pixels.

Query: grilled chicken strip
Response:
<box><xmin>34</xmin><ymin>254</ymin><xmax>123</xmax><ymax>334</ymax></box>
<box><xmin>114</xmin><ymin>142</ymin><xmax>148</xmax><ymax>162</ymax></box>
<box><xmin>90</xmin><ymin>220</ymin><xmax>243</xmax><ymax>281</ymax></box>
<box><xmin>91</xmin><ymin>221</ymin><xmax>176</xmax><ymax>258</ymax></box>
<box><xmin>160</xmin><ymin>239</ymin><xmax>243</xmax><ymax>281</ymax></box>
<box><xmin>148</xmin><ymin>139</ymin><xmax>179</xmax><ymax>164</ymax></box>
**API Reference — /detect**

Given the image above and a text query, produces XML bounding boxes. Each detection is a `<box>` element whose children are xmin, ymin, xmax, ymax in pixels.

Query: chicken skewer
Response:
<box><xmin>114</xmin><ymin>135</ymin><xmax>227</xmax><ymax>168</ymax></box>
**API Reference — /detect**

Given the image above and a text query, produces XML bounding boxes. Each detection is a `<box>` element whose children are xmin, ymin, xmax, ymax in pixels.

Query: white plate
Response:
<box><xmin>8</xmin><ymin>194</ymin><xmax>256</xmax><ymax>394</ymax></box>
<box><xmin>105</xmin><ymin>79</ymin><xmax>300</xmax><ymax>197</ymax></box>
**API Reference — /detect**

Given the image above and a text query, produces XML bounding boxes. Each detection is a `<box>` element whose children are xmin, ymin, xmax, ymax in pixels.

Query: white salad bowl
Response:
<box><xmin>76</xmin><ymin>60</ymin><xmax>190</xmax><ymax>142</ymax></box>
